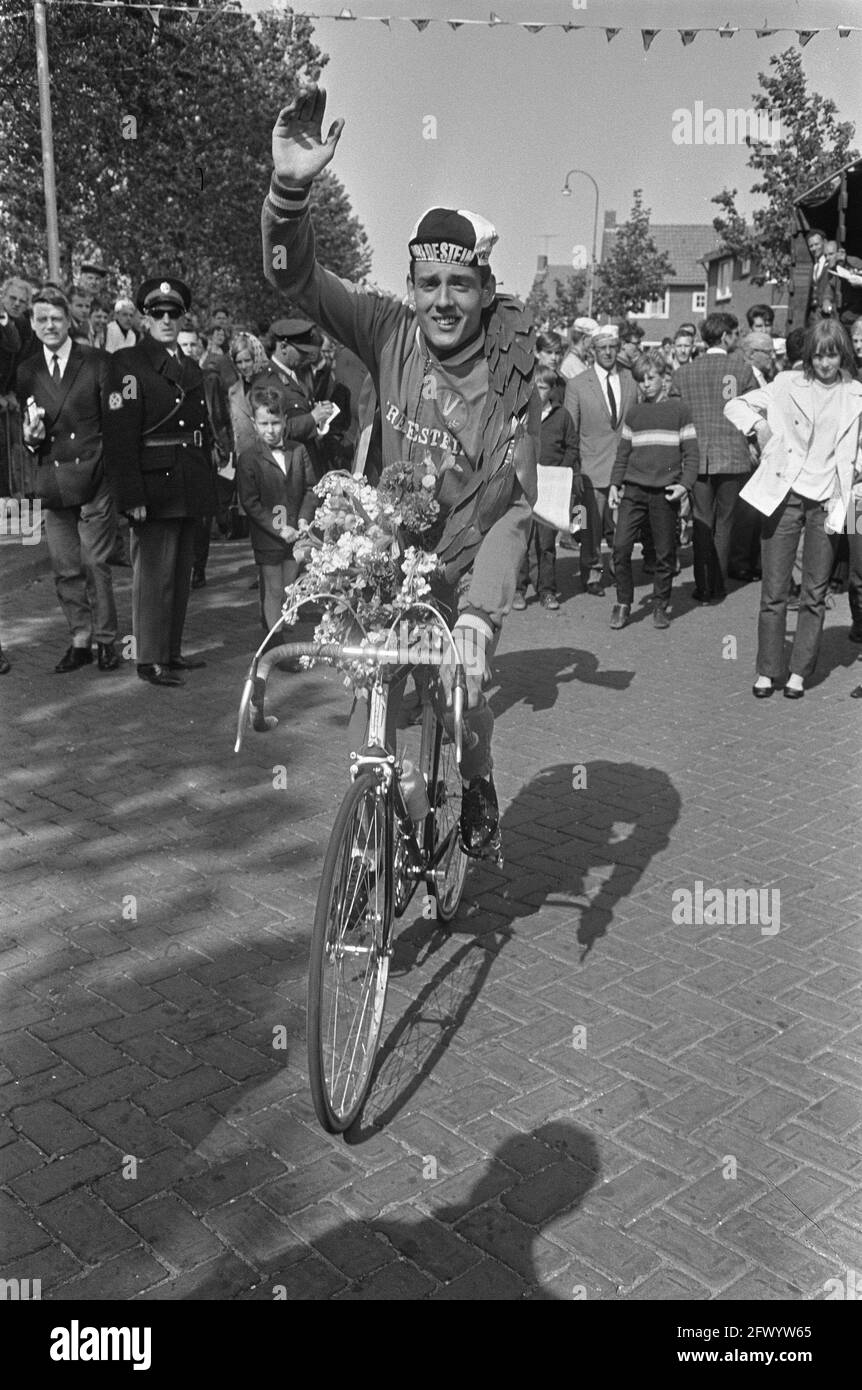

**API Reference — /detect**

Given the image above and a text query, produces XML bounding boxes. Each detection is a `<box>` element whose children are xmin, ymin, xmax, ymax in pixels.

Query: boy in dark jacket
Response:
<box><xmin>513</xmin><ymin>369</ymin><xmax>578</xmax><ymax>610</ymax></box>
<box><xmin>237</xmin><ymin>387</ymin><xmax>317</xmax><ymax>637</ymax></box>
<box><xmin>609</xmin><ymin>352</ymin><xmax>699</xmax><ymax>629</ymax></box>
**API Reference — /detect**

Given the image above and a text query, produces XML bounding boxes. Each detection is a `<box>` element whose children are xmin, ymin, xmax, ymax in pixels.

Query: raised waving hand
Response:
<box><xmin>272</xmin><ymin>86</ymin><xmax>344</xmax><ymax>185</ymax></box>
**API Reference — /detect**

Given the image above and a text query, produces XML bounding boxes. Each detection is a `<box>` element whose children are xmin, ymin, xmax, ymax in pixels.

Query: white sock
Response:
<box><xmin>787</xmin><ymin>673</ymin><xmax>804</xmax><ymax>690</ymax></box>
<box><xmin>754</xmin><ymin>674</ymin><xmax>772</xmax><ymax>688</ymax></box>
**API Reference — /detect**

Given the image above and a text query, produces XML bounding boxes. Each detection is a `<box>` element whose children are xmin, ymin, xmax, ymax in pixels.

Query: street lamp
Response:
<box><xmin>562</xmin><ymin>169</ymin><xmax>599</xmax><ymax>319</ymax></box>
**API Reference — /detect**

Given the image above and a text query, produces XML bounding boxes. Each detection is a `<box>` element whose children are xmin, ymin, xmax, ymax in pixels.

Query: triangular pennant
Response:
<box><xmin>838</xmin><ymin>27</ymin><xmax>852</xmax><ymax>38</ymax></box>
<box><xmin>448</xmin><ymin>21</ymin><xmax>463</xmax><ymax>29</ymax></box>
<box><xmin>379</xmin><ymin>17</ymin><xmax>390</xmax><ymax>27</ymax></box>
<box><xmin>605</xmin><ymin>28</ymin><xmax>619</xmax><ymax>42</ymax></box>
<box><xmin>145</xmin><ymin>7</ymin><xmax>160</xmax><ymax>27</ymax></box>
<box><xmin>562</xmin><ymin>25</ymin><xmax>583</xmax><ymax>33</ymax></box>
<box><xmin>336</xmin><ymin>7</ymin><xmax>355</xmax><ymax>19</ymax></box>
<box><xmin>641</xmin><ymin>29</ymin><xmax>659</xmax><ymax>51</ymax></box>
<box><xmin>797</xmin><ymin>30</ymin><xmax>819</xmax><ymax>46</ymax></box>
<box><xmin>679</xmin><ymin>30</ymin><xmax>697</xmax><ymax>46</ymax></box>
<box><xmin>755</xmin><ymin>29</ymin><xmax>776</xmax><ymax>38</ymax></box>
<box><xmin>489</xmin><ymin>12</ymin><xmax>503</xmax><ymax>25</ymax></box>
<box><xmin>718</xmin><ymin>25</ymin><xmax>738</xmax><ymax>39</ymax></box>
<box><xmin>411</xmin><ymin>18</ymin><xmax>430</xmax><ymax>31</ymax></box>
<box><xmin>522</xmin><ymin>24</ymin><xmax>545</xmax><ymax>34</ymax></box>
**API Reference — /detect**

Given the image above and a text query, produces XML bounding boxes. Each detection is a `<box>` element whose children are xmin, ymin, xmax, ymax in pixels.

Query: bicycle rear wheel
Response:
<box><xmin>429</xmin><ymin>720</ymin><xmax>468</xmax><ymax>922</ymax></box>
<box><xmin>307</xmin><ymin>772</ymin><xmax>392</xmax><ymax>1132</ymax></box>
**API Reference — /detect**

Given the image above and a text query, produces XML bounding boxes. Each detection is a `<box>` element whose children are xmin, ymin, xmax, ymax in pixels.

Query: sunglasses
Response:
<box><xmin>150</xmin><ymin>307</ymin><xmax>182</xmax><ymax>321</ymax></box>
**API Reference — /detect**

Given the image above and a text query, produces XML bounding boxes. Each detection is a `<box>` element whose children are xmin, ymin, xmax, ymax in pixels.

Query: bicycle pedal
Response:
<box><xmin>461</xmin><ymin>830</ymin><xmax>504</xmax><ymax>866</ymax></box>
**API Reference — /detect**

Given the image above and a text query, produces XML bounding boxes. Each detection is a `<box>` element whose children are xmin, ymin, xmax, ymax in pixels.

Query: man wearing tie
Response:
<box><xmin>15</xmin><ymin>287</ymin><xmax>119</xmax><ymax>672</ymax></box>
<box><xmin>805</xmin><ymin>229</ymin><xmax>835</xmax><ymax>324</ymax></box>
<box><xmin>564</xmin><ymin>323</ymin><xmax>637</xmax><ymax>594</ymax></box>
<box><xmin>102</xmin><ymin>278</ymin><xmax>214</xmax><ymax>687</ymax></box>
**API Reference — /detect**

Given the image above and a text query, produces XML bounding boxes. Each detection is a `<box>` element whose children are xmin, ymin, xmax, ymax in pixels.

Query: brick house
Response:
<box><xmin>530</xmin><ymin>213</ymin><xmax>723</xmax><ymax>345</ymax></box>
<box><xmin>701</xmin><ymin>246</ymin><xmax>788</xmax><ymax>334</ymax></box>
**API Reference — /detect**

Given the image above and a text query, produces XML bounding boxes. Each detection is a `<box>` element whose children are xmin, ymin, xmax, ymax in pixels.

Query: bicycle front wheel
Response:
<box><xmin>307</xmin><ymin>772</ymin><xmax>392</xmax><ymax>1132</ymax></box>
<box><xmin>429</xmin><ymin>722</ymin><xmax>468</xmax><ymax>923</ymax></box>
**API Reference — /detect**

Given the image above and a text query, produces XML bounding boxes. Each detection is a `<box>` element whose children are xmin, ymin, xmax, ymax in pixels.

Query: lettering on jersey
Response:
<box><xmin>384</xmin><ymin>401</ymin><xmax>463</xmax><ymax>457</ymax></box>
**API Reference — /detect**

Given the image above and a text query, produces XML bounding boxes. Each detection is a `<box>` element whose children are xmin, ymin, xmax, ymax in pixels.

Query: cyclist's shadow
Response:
<box><xmin>498</xmin><ymin>759</ymin><xmax>681</xmax><ymax>960</ymax></box>
<box><xmin>349</xmin><ymin>758</ymin><xmax>679</xmax><ymax>1138</ymax></box>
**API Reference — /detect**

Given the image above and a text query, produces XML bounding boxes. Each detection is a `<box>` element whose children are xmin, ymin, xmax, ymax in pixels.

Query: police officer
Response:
<box><xmin>102</xmin><ymin>278</ymin><xmax>214</xmax><ymax>687</ymax></box>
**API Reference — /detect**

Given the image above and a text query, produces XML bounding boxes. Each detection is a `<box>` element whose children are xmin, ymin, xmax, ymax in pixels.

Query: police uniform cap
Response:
<box><xmin>80</xmin><ymin>262</ymin><xmax>107</xmax><ymax>278</ymax></box>
<box><xmin>269</xmin><ymin>317</ymin><xmax>317</xmax><ymax>342</ymax></box>
<box><xmin>136</xmin><ymin>276</ymin><xmax>192</xmax><ymax>315</ymax></box>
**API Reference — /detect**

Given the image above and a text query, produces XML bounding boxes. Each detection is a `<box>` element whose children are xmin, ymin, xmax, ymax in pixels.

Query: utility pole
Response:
<box><xmin>33</xmin><ymin>0</ymin><xmax>61</xmax><ymax>282</ymax></box>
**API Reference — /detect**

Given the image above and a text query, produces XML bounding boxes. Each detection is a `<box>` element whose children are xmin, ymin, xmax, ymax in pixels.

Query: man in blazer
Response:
<box><xmin>804</xmin><ymin>229</ymin><xmax>838</xmax><ymax>325</ymax></box>
<box><xmin>102</xmin><ymin>278</ymin><xmax>214</xmax><ymax>687</ymax></box>
<box><xmin>669</xmin><ymin>312</ymin><xmax>757</xmax><ymax>601</ymax></box>
<box><xmin>16</xmin><ymin>287</ymin><xmax>119</xmax><ymax>671</ymax></box>
<box><xmin>564</xmin><ymin>323</ymin><xmax>637</xmax><ymax>593</ymax></box>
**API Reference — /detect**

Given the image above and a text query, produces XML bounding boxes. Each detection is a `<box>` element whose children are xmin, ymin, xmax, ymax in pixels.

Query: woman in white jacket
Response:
<box><xmin>724</xmin><ymin>319</ymin><xmax>862</xmax><ymax>699</ymax></box>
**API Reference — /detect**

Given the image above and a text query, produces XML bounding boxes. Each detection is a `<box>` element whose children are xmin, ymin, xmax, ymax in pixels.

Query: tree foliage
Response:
<box><xmin>524</xmin><ymin>270</ymin><xmax>586</xmax><ymax>333</ymax></box>
<box><xmin>711</xmin><ymin>48</ymin><xmax>858</xmax><ymax>286</ymax></box>
<box><xmin>0</xmin><ymin>1</ymin><xmax>372</xmax><ymax>326</ymax></box>
<box><xmin>594</xmin><ymin>191</ymin><xmax>674</xmax><ymax>318</ymax></box>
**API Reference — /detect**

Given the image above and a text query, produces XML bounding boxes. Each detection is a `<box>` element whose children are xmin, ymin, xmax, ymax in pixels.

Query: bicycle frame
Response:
<box><xmin>233</xmin><ymin>600</ymin><xmax>469</xmax><ymax>913</ymax></box>
<box><xmin>350</xmin><ymin>666</ymin><xmax>460</xmax><ymax>924</ymax></box>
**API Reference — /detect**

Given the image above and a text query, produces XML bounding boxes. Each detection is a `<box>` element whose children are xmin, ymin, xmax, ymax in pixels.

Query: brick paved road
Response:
<box><xmin>1</xmin><ymin>534</ymin><xmax>861</xmax><ymax>1300</ymax></box>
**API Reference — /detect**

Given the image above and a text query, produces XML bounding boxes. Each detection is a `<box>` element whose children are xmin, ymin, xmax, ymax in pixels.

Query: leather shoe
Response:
<box><xmin>539</xmin><ymin>593</ymin><xmax>560</xmax><ymax>610</ymax></box>
<box><xmin>653</xmin><ymin>604</ymin><xmax>670</xmax><ymax>629</ymax></box>
<box><xmin>511</xmin><ymin>592</ymin><xmax>527</xmax><ymax>610</ymax></box>
<box><xmin>783</xmin><ymin>684</ymin><xmax>805</xmax><ymax>700</ymax></box>
<box><xmin>97</xmin><ymin>642</ymin><xmax>120</xmax><ymax>671</ymax></box>
<box><xmin>55</xmin><ymin>645</ymin><xmax>93</xmax><ymax>673</ymax></box>
<box><xmin>585</xmin><ymin>580</ymin><xmax>606</xmax><ymax>596</ymax></box>
<box><xmin>610</xmin><ymin>603</ymin><xmax>630</xmax><ymax>630</ymax></box>
<box><xmin>752</xmin><ymin>681</ymin><xmax>774</xmax><ymax>699</ymax></box>
<box><xmin>167</xmin><ymin>656</ymin><xmax>207</xmax><ymax>671</ymax></box>
<box><xmin>137</xmin><ymin>663</ymin><xmax>184</xmax><ymax>687</ymax></box>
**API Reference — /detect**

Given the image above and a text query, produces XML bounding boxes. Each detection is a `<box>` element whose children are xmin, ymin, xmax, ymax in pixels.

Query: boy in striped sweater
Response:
<box><xmin>608</xmin><ymin>352</ymin><xmax>699</xmax><ymax>629</ymax></box>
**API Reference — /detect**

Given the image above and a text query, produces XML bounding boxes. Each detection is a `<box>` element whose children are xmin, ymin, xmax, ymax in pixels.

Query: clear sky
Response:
<box><xmin>253</xmin><ymin>1</ymin><xmax>862</xmax><ymax>298</ymax></box>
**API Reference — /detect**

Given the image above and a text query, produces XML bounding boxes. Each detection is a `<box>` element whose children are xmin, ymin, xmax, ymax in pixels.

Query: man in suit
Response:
<box><xmin>16</xmin><ymin>287</ymin><xmax>119</xmax><ymax>671</ymax></box>
<box><xmin>804</xmin><ymin>229</ymin><xmax>837</xmax><ymax>325</ymax></box>
<box><xmin>102</xmin><ymin>278</ymin><xmax>214</xmax><ymax>687</ymax></box>
<box><xmin>564</xmin><ymin>323</ymin><xmax>637</xmax><ymax>593</ymax></box>
<box><xmin>257</xmin><ymin>317</ymin><xmax>334</xmax><ymax>477</ymax></box>
<box><xmin>669</xmin><ymin>312</ymin><xmax>757</xmax><ymax>602</ymax></box>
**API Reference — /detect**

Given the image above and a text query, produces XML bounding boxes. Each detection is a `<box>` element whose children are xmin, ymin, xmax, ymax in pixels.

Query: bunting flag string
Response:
<box><xmin>3</xmin><ymin>3</ymin><xmax>862</xmax><ymax>43</ymax></box>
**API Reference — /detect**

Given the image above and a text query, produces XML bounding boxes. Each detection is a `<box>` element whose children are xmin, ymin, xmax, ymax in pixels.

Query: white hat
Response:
<box><xmin>572</xmin><ymin>316</ymin><xmax>600</xmax><ymax>336</ymax></box>
<box><xmin>591</xmin><ymin>323</ymin><xmax>620</xmax><ymax>343</ymax></box>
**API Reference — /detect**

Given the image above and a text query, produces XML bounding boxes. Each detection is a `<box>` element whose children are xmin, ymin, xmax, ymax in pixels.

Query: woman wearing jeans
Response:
<box><xmin>724</xmin><ymin>319</ymin><xmax>862</xmax><ymax>699</ymax></box>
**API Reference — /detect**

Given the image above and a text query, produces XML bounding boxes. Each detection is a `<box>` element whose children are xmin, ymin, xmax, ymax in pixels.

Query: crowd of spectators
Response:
<box><xmin>2</xmin><ymin>252</ymin><xmax>861</xmax><ymax>699</ymax></box>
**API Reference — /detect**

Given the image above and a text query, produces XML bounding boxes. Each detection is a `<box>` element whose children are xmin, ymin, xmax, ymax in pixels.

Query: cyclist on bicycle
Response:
<box><xmin>262</xmin><ymin>87</ymin><xmax>538</xmax><ymax>858</ymax></box>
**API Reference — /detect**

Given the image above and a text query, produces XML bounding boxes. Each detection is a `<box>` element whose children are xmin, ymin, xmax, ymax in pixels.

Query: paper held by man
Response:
<box><xmin>828</xmin><ymin>264</ymin><xmax>862</xmax><ymax>288</ymax></box>
<box><xmin>532</xmin><ymin>463</ymin><xmax>573</xmax><ymax>530</ymax></box>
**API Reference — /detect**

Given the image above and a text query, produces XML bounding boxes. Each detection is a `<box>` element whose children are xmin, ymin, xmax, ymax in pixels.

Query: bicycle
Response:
<box><xmin>235</xmin><ymin>604</ymin><xmax>472</xmax><ymax>1133</ymax></box>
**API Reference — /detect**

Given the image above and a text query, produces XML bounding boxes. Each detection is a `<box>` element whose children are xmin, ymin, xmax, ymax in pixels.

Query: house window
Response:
<box><xmin>691</xmin><ymin>289</ymin><xmax>707</xmax><ymax>314</ymax></box>
<box><xmin>740</xmin><ymin>256</ymin><xmax>751</xmax><ymax>277</ymax></box>
<box><xmin>634</xmin><ymin>290</ymin><xmax>669</xmax><ymax>319</ymax></box>
<box><xmin>716</xmin><ymin>259</ymin><xmax>732</xmax><ymax>301</ymax></box>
